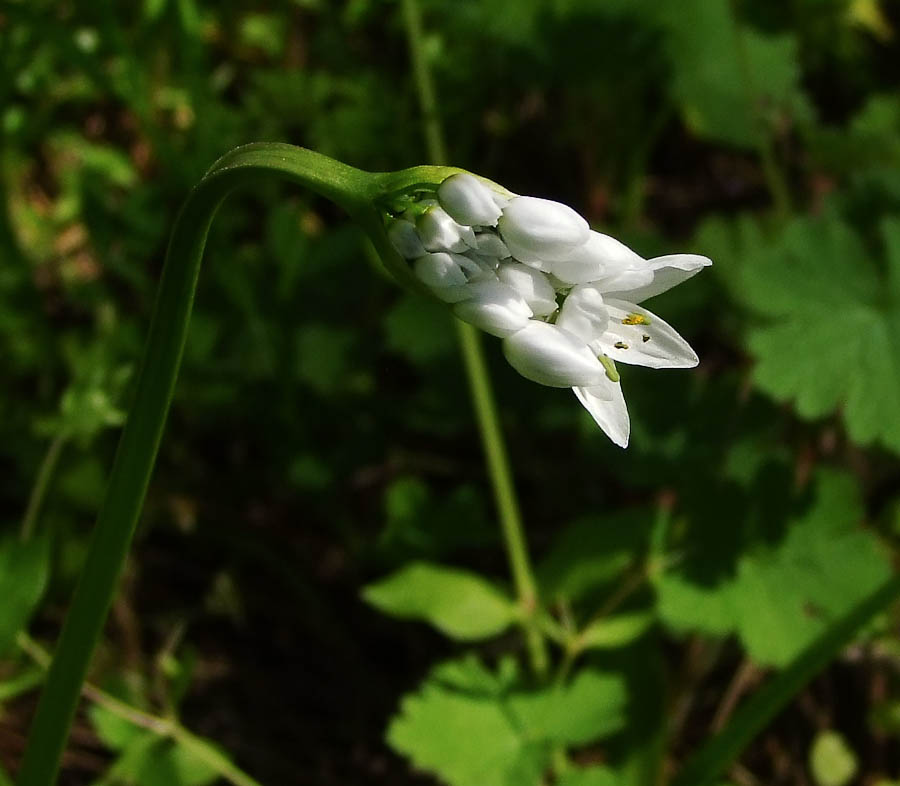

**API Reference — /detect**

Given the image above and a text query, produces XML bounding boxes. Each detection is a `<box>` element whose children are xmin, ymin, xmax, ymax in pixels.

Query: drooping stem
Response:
<box><xmin>16</xmin><ymin>144</ymin><xmax>449</xmax><ymax>786</ymax></box>
<box><xmin>400</xmin><ymin>0</ymin><xmax>549</xmax><ymax>676</ymax></box>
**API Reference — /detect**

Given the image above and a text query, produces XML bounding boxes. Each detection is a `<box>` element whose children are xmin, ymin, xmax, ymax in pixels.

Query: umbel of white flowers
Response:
<box><xmin>385</xmin><ymin>172</ymin><xmax>712</xmax><ymax>447</ymax></box>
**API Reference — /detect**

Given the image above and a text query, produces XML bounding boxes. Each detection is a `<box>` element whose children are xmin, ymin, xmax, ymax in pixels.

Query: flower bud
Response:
<box><xmin>387</xmin><ymin>218</ymin><xmax>426</xmax><ymax>260</ymax></box>
<box><xmin>452</xmin><ymin>281</ymin><xmax>532</xmax><ymax>338</ymax></box>
<box><xmin>497</xmin><ymin>262</ymin><xmax>558</xmax><ymax>316</ymax></box>
<box><xmin>474</xmin><ymin>232</ymin><xmax>511</xmax><ymax>259</ymax></box>
<box><xmin>502</xmin><ymin>321</ymin><xmax>606</xmax><ymax>387</ymax></box>
<box><xmin>437</xmin><ymin>173</ymin><xmax>503</xmax><ymax>227</ymax></box>
<box><xmin>548</xmin><ymin>231</ymin><xmax>645</xmax><ymax>284</ymax></box>
<box><xmin>498</xmin><ymin>196</ymin><xmax>590</xmax><ymax>264</ymax></box>
<box><xmin>414</xmin><ymin>252</ymin><xmax>468</xmax><ymax>294</ymax></box>
<box><xmin>417</xmin><ymin>206</ymin><xmax>477</xmax><ymax>253</ymax></box>
<box><xmin>556</xmin><ymin>284</ymin><xmax>609</xmax><ymax>347</ymax></box>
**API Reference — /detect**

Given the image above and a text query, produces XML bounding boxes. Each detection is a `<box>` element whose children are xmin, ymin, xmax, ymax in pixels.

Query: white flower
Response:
<box><xmin>437</xmin><ymin>173</ymin><xmax>503</xmax><ymax>227</ymax></box>
<box><xmin>384</xmin><ymin>175</ymin><xmax>711</xmax><ymax>448</ymax></box>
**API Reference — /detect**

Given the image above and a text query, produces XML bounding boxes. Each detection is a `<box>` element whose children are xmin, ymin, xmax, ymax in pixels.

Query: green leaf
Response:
<box><xmin>809</xmin><ymin>731</ymin><xmax>858</xmax><ymax>786</ymax></box>
<box><xmin>362</xmin><ymin>561</ymin><xmax>517</xmax><ymax>640</ymax></box>
<box><xmin>557</xmin><ymin>767</ymin><xmax>621</xmax><ymax>786</ymax></box>
<box><xmin>657</xmin><ymin>470</ymin><xmax>891</xmax><ymax>666</ymax></box>
<box><xmin>616</xmin><ymin>0</ymin><xmax>810</xmax><ymax>148</ymax></box>
<box><xmin>735</xmin><ymin>215</ymin><xmax>900</xmax><ymax>453</ymax></box>
<box><xmin>580</xmin><ymin>612</ymin><xmax>655</xmax><ymax>650</ymax></box>
<box><xmin>0</xmin><ymin>536</ymin><xmax>50</xmax><ymax>654</ymax></box>
<box><xmin>510</xmin><ymin>670</ymin><xmax>628</xmax><ymax>746</ymax></box>
<box><xmin>388</xmin><ymin>657</ymin><xmax>627</xmax><ymax>786</ymax></box>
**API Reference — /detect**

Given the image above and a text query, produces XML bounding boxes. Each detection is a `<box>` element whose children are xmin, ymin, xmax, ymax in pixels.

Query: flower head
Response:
<box><xmin>384</xmin><ymin>172</ymin><xmax>711</xmax><ymax>447</ymax></box>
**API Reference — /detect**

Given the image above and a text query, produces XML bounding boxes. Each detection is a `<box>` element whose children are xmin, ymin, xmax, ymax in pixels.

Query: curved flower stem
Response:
<box><xmin>16</xmin><ymin>143</ymin><xmax>456</xmax><ymax>786</ymax></box>
<box><xmin>400</xmin><ymin>0</ymin><xmax>549</xmax><ymax>677</ymax></box>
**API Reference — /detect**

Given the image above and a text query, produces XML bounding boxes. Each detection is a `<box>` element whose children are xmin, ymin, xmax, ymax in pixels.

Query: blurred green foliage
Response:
<box><xmin>1</xmin><ymin>0</ymin><xmax>900</xmax><ymax>784</ymax></box>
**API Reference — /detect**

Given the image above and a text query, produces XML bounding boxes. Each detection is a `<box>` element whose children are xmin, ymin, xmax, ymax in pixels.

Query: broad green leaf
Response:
<box><xmin>707</xmin><ymin>212</ymin><xmax>900</xmax><ymax>454</ymax></box>
<box><xmin>611</xmin><ymin>0</ymin><xmax>810</xmax><ymax>148</ymax></box>
<box><xmin>657</xmin><ymin>470</ymin><xmax>891</xmax><ymax>666</ymax></box>
<box><xmin>0</xmin><ymin>536</ymin><xmax>50</xmax><ymax>654</ymax></box>
<box><xmin>558</xmin><ymin>767</ymin><xmax>620</xmax><ymax>786</ymax></box>
<box><xmin>580</xmin><ymin>612</ymin><xmax>655</xmax><ymax>650</ymax></box>
<box><xmin>362</xmin><ymin>561</ymin><xmax>516</xmax><ymax>640</ymax></box>
<box><xmin>388</xmin><ymin>656</ymin><xmax>627</xmax><ymax>786</ymax></box>
<box><xmin>810</xmin><ymin>731</ymin><xmax>858</xmax><ymax>786</ymax></box>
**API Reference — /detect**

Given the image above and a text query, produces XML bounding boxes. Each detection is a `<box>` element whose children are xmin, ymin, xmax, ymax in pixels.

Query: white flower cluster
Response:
<box><xmin>386</xmin><ymin>173</ymin><xmax>711</xmax><ymax>447</ymax></box>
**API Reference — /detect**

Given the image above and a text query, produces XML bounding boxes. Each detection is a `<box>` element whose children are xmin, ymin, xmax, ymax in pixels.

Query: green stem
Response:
<box><xmin>727</xmin><ymin>0</ymin><xmax>791</xmax><ymax>220</ymax></box>
<box><xmin>20</xmin><ymin>432</ymin><xmax>68</xmax><ymax>541</ymax></box>
<box><xmin>16</xmin><ymin>143</ymin><xmax>455</xmax><ymax>786</ymax></box>
<box><xmin>16</xmin><ymin>633</ymin><xmax>263</xmax><ymax>786</ymax></box>
<box><xmin>400</xmin><ymin>0</ymin><xmax>548</xmax><ymax>676</ymax></box>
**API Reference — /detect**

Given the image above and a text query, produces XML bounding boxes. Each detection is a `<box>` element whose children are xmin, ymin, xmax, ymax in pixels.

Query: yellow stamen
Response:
<box><xmin>622</xmin><ymin>312</ymin><xmax>649</xmax><ymax>326</ymax></box>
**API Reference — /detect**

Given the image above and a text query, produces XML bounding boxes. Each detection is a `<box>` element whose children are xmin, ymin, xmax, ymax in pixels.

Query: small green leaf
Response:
<box><xmin>810</xmin><ymin>731</ymin><xmax>858</xmax><ymax>786</ymax></box>
<box><xmin>362</xmin><ymin>561</ymin><xmax>516</xmax><ymax>640</ymax></box>
<box><xmin>557</xmin><ymin>767</ymin><xmax>621</xmax><ymax>786</ymax></box>
<box><xmin>0</xmin><ymin>536</ymin><xmax>50</xmax><ymax>654</ymax></box>
<box><xmin>580</xmin><ymin>612</ymin><xmax>655</xmax><ymax>650</ymax></box>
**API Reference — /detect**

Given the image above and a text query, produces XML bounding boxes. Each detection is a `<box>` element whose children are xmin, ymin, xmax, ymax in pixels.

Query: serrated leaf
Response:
<box><xmin>362</xmin><ymin>562</ymin><xmax>516</xmax><ymax>640</ymax></box>
<box><xmin>651</xmin><ymin>2</ymin><xmax>809</xmax><ymax>148</ymax></box>
<box><xmin>723</xmin><ymin>213</ymin><xmax>900</xmax><ymax>453</ymax></box>
<box><xmin>810</xmin><ymin>731</ymin><xmax>858</xmax><ymax>786</ymax></box>
<box><xmin>657</xmin><ymin>470</ymin><xmax>891</xmax><ymax>666</ymax></box>
<box><xmin>388</xmin><ymin>657</ymin><xmax>627</xmax><ymax>786</ymax></box>
<box><xmin>0</xmin><ymin>536</ymin><xmax>50</xmax><ymax>654</ymax></box>
<box><xmin>510</xmin><ymin>669</ymin><xmax>627</xmax><ymax>745</ymax></box>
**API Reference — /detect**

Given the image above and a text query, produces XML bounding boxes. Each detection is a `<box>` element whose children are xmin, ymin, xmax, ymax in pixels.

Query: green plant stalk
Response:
<box><xmin>400</xmin><ymin>0</ymin><xmax>549</xmax><ymax>676</ymax></box>
<box><xmin>16</xmin><ymin>633</ymin><xmax>262</xmax><ymax>786</ymax></box>
<box><xmin>16</xmin><ymin>143</ymin><xmax>463</xmax><ymax>786</ymax></box>
<box><xmin>671</xmin><ymin>573</ymin><xmax>900</xmax><ymax>786</ymax></box>
<box><xmin>20</xmin><ymin>432</ymin><xmax>68</xmax><ymax>541</ymax></box>
<box><xmin>727</xmin><ymin>0</ymin><xmax>792</xmax><ymax>220</ymax></box>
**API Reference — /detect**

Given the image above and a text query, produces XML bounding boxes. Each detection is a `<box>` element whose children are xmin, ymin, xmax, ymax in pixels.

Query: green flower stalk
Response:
<box><xmin>16</xmin><ymin>144</ymin><xmax>464</xmax><ymax>786</ymax></box>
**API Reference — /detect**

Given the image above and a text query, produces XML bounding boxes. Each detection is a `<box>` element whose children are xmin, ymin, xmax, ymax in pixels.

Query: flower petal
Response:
<box><xmin>548</xmin><ymin>231</ymin><xmax>646</xmax><ymax>284</ymax></box>
<box><xmin>605</xmin><ymin>254</ymin><xmax>712</xmax><ymax>303</ymax></box>
<box><xmin>598</xmin><ymin>299</ymin><xmax>699</xmax><ymax>369</ymax></box>
<box><xmin>503</xmin><ymin>321</ymin><xmax>606</xmax><ymax>387</ymax></box>
<box><xmin>556</xmin><ymin>284</ymin><xmax>609</xmax><ymax>344</ymax></box>
<box><xmin>573</xmin><ymin>376</ymin><xmax>630</xmax><ymax>448</ymax></box>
